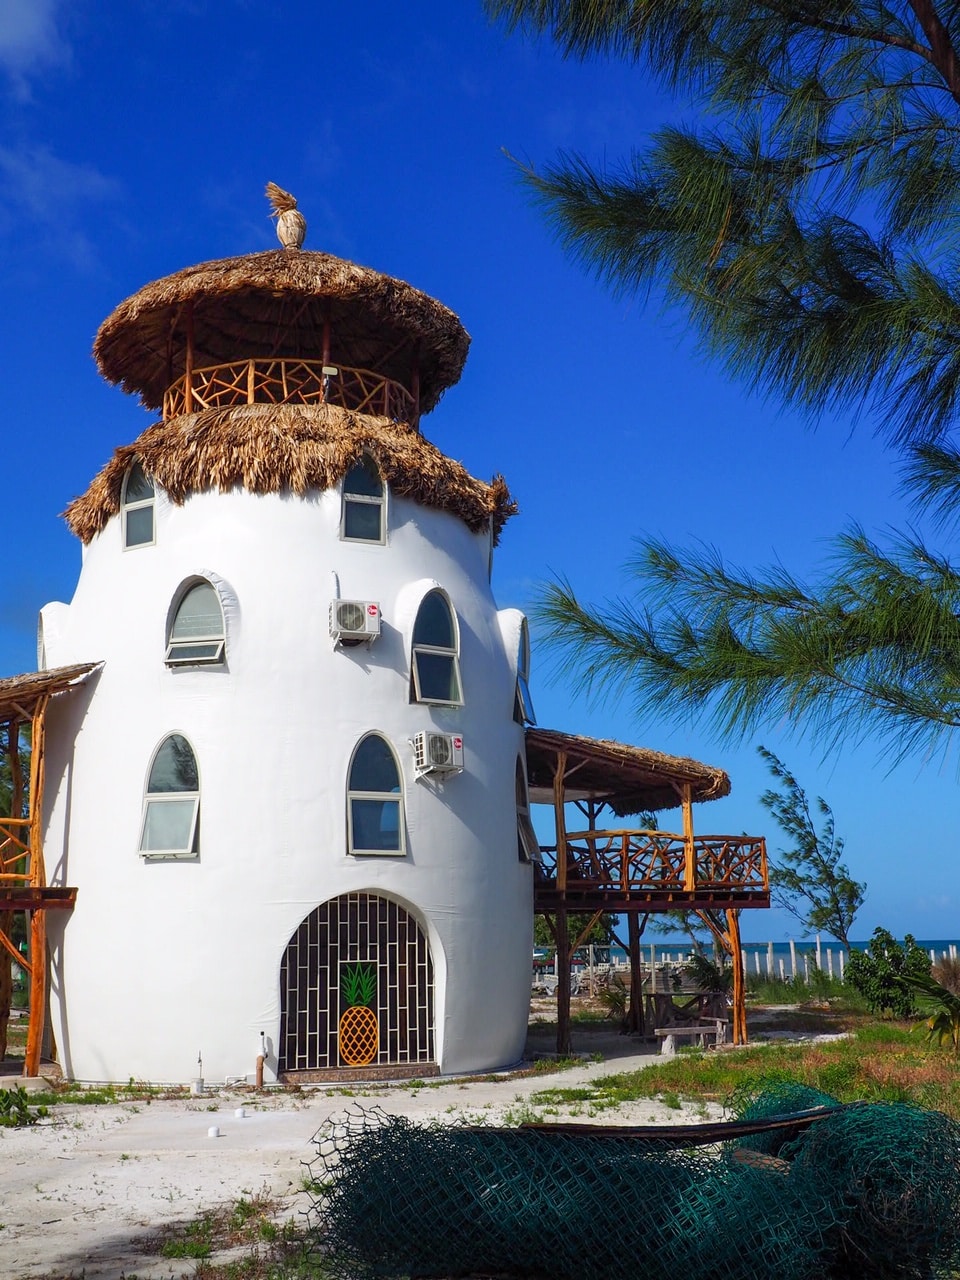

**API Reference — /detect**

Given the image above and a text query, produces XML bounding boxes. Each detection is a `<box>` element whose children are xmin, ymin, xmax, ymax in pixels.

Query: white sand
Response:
<box><xmin>2</xmin><ymin>1043</ymin><xmax>723</xmax><ymax>1280</ymax></box>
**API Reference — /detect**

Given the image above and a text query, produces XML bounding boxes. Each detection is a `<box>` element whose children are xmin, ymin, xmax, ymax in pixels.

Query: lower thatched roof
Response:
<box><xmin>0</xmin><ymin>664</ymin><xmax>100</xmax><ymax>723</ymax></box>
<box><xmin>64</xmin><ymin>403</ymin><xmax>517</xmax><ymax>544</ymax></box>
<box><xmin>525</xmin><ymin>727</ymin><xmax>731</xmax><ymax>815</ymax></box>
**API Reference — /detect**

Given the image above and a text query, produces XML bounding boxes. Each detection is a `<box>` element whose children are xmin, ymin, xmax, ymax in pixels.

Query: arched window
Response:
<box><xmin>341</xmin><ymin>455</ymin><xmax>385</xmax><ymax>543</ymax></box>
<box><xmin>516</xmin><ymin>757</ymin><xmax>539</xmax><ymax>864</ymax></box>
<box><xmin>514</xmin><ymin>617</ymin><xmax>536</xmax><ymax>724</ymax></box>
<box><xmin>122</xmin><ymin>460</ymin><xmax>155</xmax><ymax>549</ymax></box>
<box><xmin>139</xmin><ymin>734</ymin><xmax>200</xmax><ymax>857</ymax></box>
<box><xmin>165</xmin><ymin>581</ymin><xmax>225</xmax><ymax>665</ymax></box>
<box><xmin>411</xmin><ymin>590</ymin><xmax>462</xmax><ymax>706</ymax></box>
<box><xmin>347</xmin><ymin>734</ymin><xmax>404</xmax><ymax>856</ymax></box>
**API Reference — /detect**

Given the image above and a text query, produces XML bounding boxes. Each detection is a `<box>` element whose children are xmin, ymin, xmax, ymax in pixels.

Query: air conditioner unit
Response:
<box><xmin>330</xmin><ymin>599</ymin><xmax>381</xmax><ymax>644</ymax></box>
<box><xmin>413</xmin><ymin>730</ymin><xmax>464</xmax><ymax>775</ymax></box>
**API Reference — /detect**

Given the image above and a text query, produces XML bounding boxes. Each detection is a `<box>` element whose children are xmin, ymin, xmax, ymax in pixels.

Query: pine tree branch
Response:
<box><xmin>907</xmin><ymin>0</ymin><xmax>960</xmax><ymax>100</ymax></box>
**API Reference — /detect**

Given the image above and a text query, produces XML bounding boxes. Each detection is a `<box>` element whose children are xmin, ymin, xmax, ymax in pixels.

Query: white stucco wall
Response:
<box><xmin>42</xmin><ymin>481</ymin><xmax>533</xmax><ymax>1082</ymax></box>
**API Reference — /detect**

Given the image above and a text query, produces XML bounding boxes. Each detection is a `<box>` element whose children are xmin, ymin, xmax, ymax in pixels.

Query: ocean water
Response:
<box><xmin>561</xmin><ymin>939</ymin><xmax>960</xmax><ymax>975</ymax></box>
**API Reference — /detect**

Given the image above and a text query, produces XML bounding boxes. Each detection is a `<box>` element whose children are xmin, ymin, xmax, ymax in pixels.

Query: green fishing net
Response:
<box><xmin>306</xmin><ymin>1084</ymin><xmax>960</xmax><ymax>1280</ymax></box>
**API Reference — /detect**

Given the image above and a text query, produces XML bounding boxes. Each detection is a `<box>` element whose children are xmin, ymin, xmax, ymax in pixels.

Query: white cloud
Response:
<box><xmin>0</xmin><ymin>145</ymin><xmax>120</xmax><ymax>269</ymax></box>
<box><xmin>0</xmin><ymin>0</ymin><xmax>68</xmax><ymax>95</ymax></box>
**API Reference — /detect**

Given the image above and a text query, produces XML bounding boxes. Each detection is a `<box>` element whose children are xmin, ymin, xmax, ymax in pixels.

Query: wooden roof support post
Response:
<box><xmin>21</xmin><ymin>697</ymin><xmax>49</xmax><ymax>1076</ymax></box>
<box><xmin>680</xmin><ymin>782</ymin><xmax>696</xmax><ymax>892</ymax></box>
<box><xmin>184</xmin><ymin>301</ymin><xmax>195</xmax><ymax>414</ymax></box>
<box><xmin>411</xmin><ymin>340</ymin><xmax>421</xmax><ymax>430</ymax></box>
<box><xmin>0</xmin><ymin>716</ymin><xmax>22</xmax><ymax>1062</ymax></box>
<box><xmin>553</xmin><ymin>752</ymin><xmax>568</xmax><ymax>892</ymax></box>
<box><xmin>28</xmin><ymin>698</ymin><xmax>48</xmax><ymax>888</ymax></box>
<box><xmin>321</xmin><ymin>319</ymin><xmax>331</xmax><ymax>403</ymax></box>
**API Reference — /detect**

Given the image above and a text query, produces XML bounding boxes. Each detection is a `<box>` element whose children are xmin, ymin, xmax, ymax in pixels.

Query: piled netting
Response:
<box><xmin>306</xmin><ymin>1086</ymin><xmax>960</xmax><ymax>1280</ymax></box>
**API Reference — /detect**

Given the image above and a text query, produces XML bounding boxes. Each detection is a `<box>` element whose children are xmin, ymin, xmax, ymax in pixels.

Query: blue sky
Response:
<box><xmin>0</xmin><ymin>0</ymin><xmax>955</xmax><ymax>944</ymax></box>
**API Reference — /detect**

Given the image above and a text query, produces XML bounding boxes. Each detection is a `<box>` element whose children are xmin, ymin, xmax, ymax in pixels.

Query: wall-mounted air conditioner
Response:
<box><xmin>413</xmin><ymin>730</ymin><xmax>464</xmax><ymax>776</ymax></box>
<box><xmin>330</xmin><ymin>600</ymin><xmax>381</xmax><ymax>645</ymax></box>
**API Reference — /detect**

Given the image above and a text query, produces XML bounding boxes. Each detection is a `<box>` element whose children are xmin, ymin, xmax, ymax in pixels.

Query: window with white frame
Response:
<box><xmin>139</xmin><ymin>734</ymin><xmax>200</xmax><ymax>858</ymax></box>
<box><xmin>165</xmin><ymin>580</ymin><xmax>225</xmax><ymax>665</ymax></box>
<box><xmin>347</xmin><ymin>734</ymin><xmax>405</xmax><ymax>856</ymax></box>
<box><xmin>341</xmin><ymin>455</ymin><xmax>385</xmax><ymax>543</ymax></box>
<box><xmin>514</xmin><ymin>617</ymin><xmax>536</xmax><ymax>724</ymax></box>
<box><xmin>411</xmin><ymin>590</ymin><xmax>462</xmax><ymax>705</ymax></box>
<box><xmin>516</xmin><ymin>757</ymin><xmax>540</xmax><ymax>863</ymax></box>
<box><xmin>122</xmin><ymin>460</ymin><xmax>156</xmax><ymax>549</ymax></box>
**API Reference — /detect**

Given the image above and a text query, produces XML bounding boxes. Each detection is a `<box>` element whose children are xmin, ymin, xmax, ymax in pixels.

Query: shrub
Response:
<box><xmin>846</xmin><ymin>928</ymin><xmax>930</xmax><ymax>1018</ymax></box>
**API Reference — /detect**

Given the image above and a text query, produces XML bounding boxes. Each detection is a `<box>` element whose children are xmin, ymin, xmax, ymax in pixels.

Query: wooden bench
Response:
<box><xmin>655</xmin><ymin>1019</ymin><xmax>727</xmax><ymax>1056</ymax></box>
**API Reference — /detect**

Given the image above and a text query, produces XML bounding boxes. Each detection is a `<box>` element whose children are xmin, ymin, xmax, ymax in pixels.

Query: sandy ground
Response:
<box><xmin>1</xmin><ymin>1026</ymin><xmax>724</xmax><ymax>1280</ymax></box>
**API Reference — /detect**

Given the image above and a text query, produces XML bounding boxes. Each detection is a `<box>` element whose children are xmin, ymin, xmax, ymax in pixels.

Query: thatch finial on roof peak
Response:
<box><xmin>265</xmin><ymin>181</ymin><xmax>306</xmax><ymax>250</ymax></box>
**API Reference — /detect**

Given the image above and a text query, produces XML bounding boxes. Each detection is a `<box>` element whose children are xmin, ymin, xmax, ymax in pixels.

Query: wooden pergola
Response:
<box><xmin>0</xmin><ymin>664</ymin><xmax>97</xmax><ymax>1075</ymax></box>
<box><xmin>525</xmin><ymin>728</ymin><xmax>770</xmax><ymax>1054</ymax></box>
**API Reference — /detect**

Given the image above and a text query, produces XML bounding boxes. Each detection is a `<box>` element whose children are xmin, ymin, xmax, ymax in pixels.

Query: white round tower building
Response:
<box><xmin>40</xmin><ymin>226</ymin><xmax>534</xmax><ymax>1083</ymax></box>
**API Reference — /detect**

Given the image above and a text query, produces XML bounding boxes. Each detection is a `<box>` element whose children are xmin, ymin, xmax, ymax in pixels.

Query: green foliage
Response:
<box><xmin>846</xmin><ymin>927</ymin><xmax>931</xmax><ymax>1018</ymax></box>
<box><xmin>340</xmin><ymin>963</ymin><xmax>376</xmax><ymax>1008</ymax></box>
<box><xmin>906</xmin><ymin>971</ymin><xmax>960</xmax><ymax>1053</ymax></box>
<box><xmin>684</xmin><ymin>952</ymin><xmax>733</xmax><ymax>994</ymax></box>
<box><xmin>533</xmin><ymin>912</ymin><xmax>616</xmax><ymax>948</ymax></box>
<box><xmin>0</xmin><ymin>1085</ymin><xmax>48</xmax><ymax>1128</ymax></box>
<box><xmin>487</xmin><ymin>2</ymin><xmax>960</xmax><ymax>449</ymax></box>
<box><xmin>489</xmin><ymin>2</ymin><xmax>960</xmax><ymax>765</ymax></box>
<box><xmin>757</xmin><ymin>748</ymin><xmax>865</xmax><ymax>945</ymax></box>
<box><xmin>595</xmin><ymin>971</ymin><xmax>628</xmax><ymax>1022</ymax></box>
<box><xmin>535</xmin><ymin>525</ymin><xmax>960</xmax><ymax>764</ymax></box>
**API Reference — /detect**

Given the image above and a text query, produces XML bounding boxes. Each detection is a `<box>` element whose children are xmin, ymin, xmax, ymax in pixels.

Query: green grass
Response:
<box><xmin>526</xmin><ymin>1022</ymin><xmax>960</xmax><ymax>1119</ymax></box>
<box><xmin>150</xmin><ymin>1194</ymin><xmax>316</xmax><ymax>1278</ymax></box>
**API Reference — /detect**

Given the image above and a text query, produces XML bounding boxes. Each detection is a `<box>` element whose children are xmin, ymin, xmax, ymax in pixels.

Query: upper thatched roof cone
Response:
<box><xmin>77</xmin><ymin>192</ymin><xmax>505</xmax><ymax>546</ymax></box>
<box><xmin>94</xmin><ymin>242</ymin><xmax>470</xmax><ymax>414</ymax></box>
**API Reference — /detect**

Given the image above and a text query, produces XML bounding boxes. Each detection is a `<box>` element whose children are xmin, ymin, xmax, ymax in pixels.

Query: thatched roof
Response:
<box><xmin>0</xmin><ymin>664</ymin><xmax>100</xmax><ymax>723</ymax></box>
<box><xmin>94</xmin><ymin>250</ymin><xmax>470</xmax><ymax>414</ymax></box>
<box><xmin>64</xmin><ymin>403</ymin><xmax>516</xmax><ymax>544</ymax></box>
<box><xmin>525</xmin><ymin>727</ymin><xmax>731</xmax><ymax>816</ymax></box>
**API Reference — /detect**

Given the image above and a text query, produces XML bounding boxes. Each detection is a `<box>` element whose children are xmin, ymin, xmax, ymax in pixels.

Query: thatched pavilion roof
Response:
<box><xmin>64</xmin><ymin>403</ymin><xmax>516</xmax><ymax>544</ymax></box>
<box><xmin>525</xmin><ymin>727</ymin><xmax>731</xmax><ymax>816</ymax></box>
<box><xmin>94</xmin><ymin>250</ymin><xmax>470</xmax><ymax>415</ymax></box>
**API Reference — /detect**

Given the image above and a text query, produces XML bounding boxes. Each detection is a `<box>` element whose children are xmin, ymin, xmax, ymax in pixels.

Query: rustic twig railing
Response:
<box><xmin>536</xmin><ymin>828</ymin><xmax>768</xmax><ymax>902</ymax></box>
<box><xmin>0</xmin><ymin>817</ymin><xmax>30</xmax><ymax>885</ymax></box>
<box><xmin>163</xmin><ymin>358</ymin><xmax>417</xmax><ymax>422</ymax></box>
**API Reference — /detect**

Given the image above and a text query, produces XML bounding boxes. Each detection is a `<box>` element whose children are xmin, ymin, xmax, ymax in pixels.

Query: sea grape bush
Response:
<box><xmin>0</xmin><ymin>1084</ymin><xmax>48</xmax><ymax>1127</ymax></box>
<box><xmin>846</xmin><ymin>928</ymin><xmax>930</xmax><ymax>1018</ymax></box>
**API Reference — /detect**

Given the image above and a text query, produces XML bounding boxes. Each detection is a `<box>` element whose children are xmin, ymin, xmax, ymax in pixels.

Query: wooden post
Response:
<box><xmin>627</xmin><ymin>912</ymin><xmax>644</xmax><ymax>1035</ymax></box>
<box><xmin>726</xmin><ymin>909</ymin><xmax>747</xmax><ymax>1045</ymax></box>
<box><xmin>184</xmin><ymin>302</ymin><xmax>195</xmax><ymax>414</ymax></box>
<box><xmin>28</xmin><ymin>702</ymin><xmax>47</xmax><ymax>888</ymax></box>
<box><xmin>553</xmin><ymin>753</ymin><xmax>568</xmax><ymax>892</ymax></box>
<box><xmin>411</xmin><ymin>340</ymin><xmax>421</xmax><ymax>429</ymax></box>
<box><xmin>247</xmin><ymin>358</ymin><xmax>255</xmax><ymax>404</ymax></box>
<box><xmin>681</xmin><ymin>783</ymin><xmax>696</xmax><ymax>891</ymax></box>
<box><xmin>22</xmin><ymin>700</ymin><xmax>48</xmax><ymax>1075</ymax></box>
<box><xmin>24</xmin><ymin>908</ymin><xmax>45</xmax><ymax>1076</ymax></box>
<box><xmin>0</xmin><ymin>719</ymin><xmax>16</xmax><ymax>1060</ymax></box>
<box><xmin>321</xmin><ymin>320</ymin><xmax>331</xmax><ymax>404</ymax></box>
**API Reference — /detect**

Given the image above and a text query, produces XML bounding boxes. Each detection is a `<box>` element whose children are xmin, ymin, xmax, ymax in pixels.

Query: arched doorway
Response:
<box><xmin>278</xmin><ymin>892</ymin><xmax>435</xmax><ymax>1076</ymax></box>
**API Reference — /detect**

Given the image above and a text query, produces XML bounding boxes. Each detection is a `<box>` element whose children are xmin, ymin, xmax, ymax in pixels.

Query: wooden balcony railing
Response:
<box><xmin>0</xmin><ymin>816</ymin><xmax>32</xmax><ymax>888</ymax></box>
<box><xmin>163</xmin><ymin>358</ymin><xmax>417</xmax><ymax>422</ymax></box>
<box><xmin>536</xmin><ymin>828</ymin><xmax>768</xmax><ymax>900</ymax></box>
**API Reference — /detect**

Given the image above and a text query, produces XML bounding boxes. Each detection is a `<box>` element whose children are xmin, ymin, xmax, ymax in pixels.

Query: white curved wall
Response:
<box><xmin>42</xmin><ymin>481</ymin><xmax>533</xmax><ymax>1082</ymax></box>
